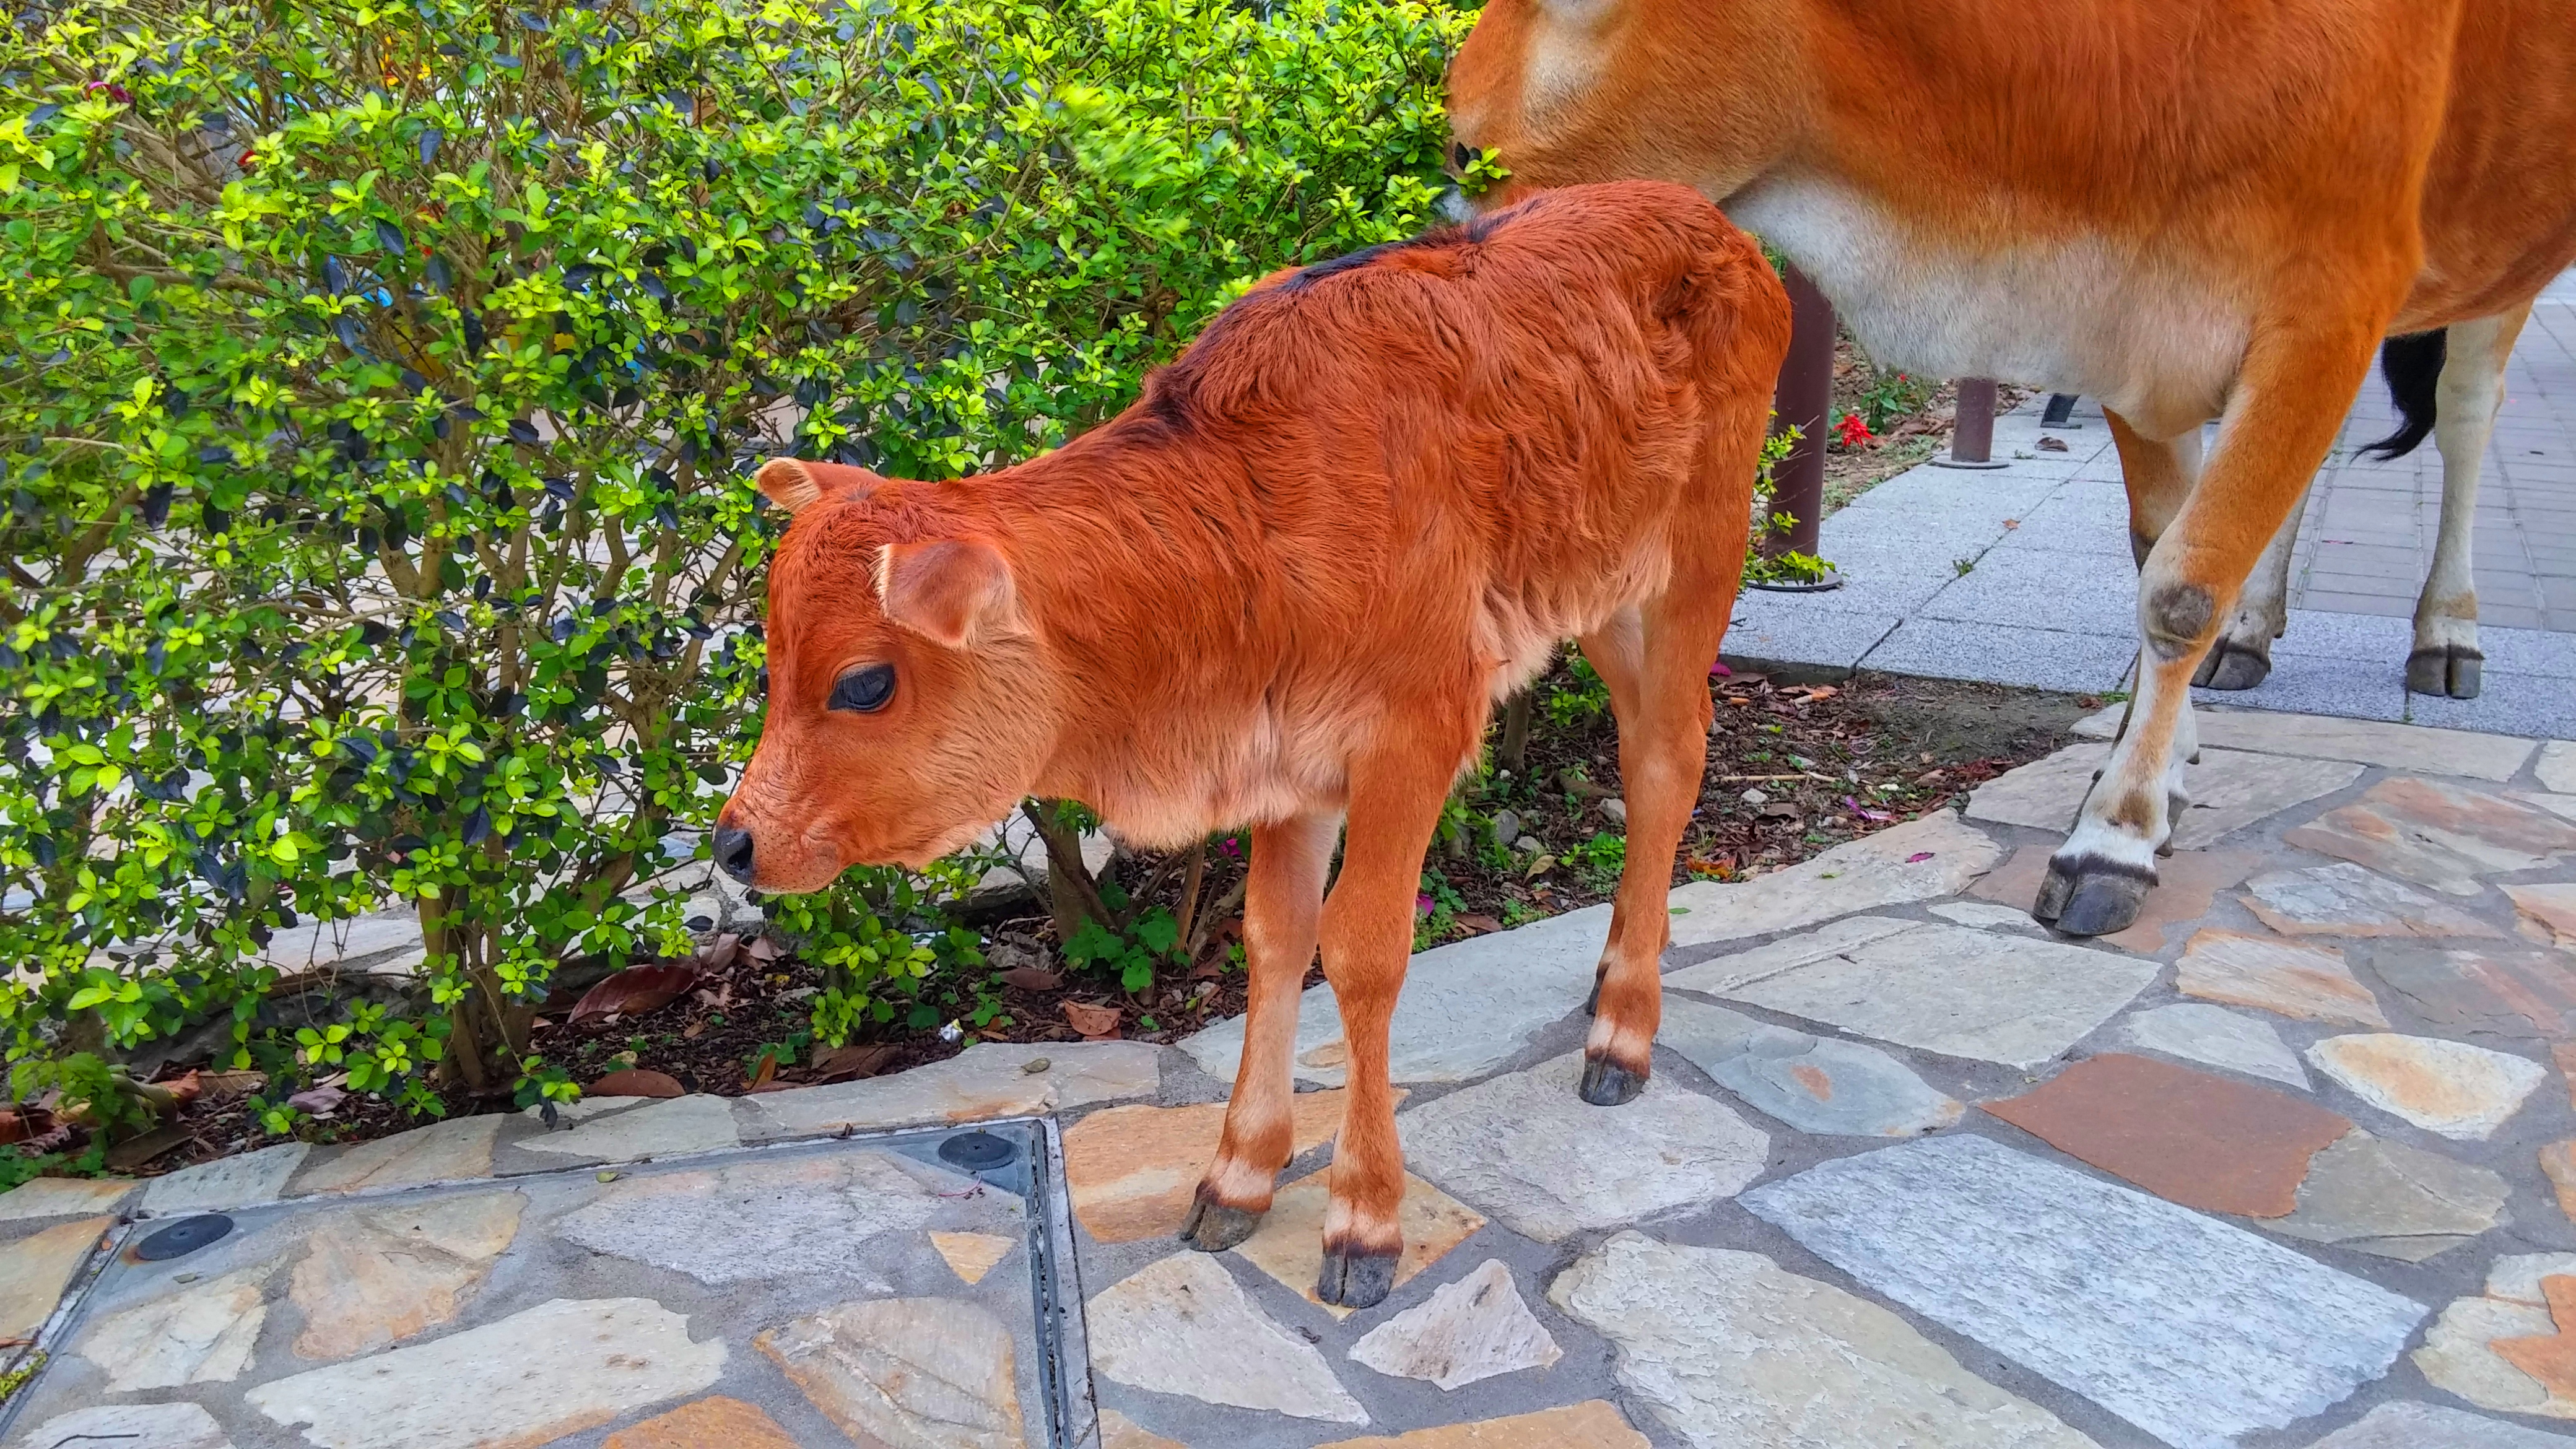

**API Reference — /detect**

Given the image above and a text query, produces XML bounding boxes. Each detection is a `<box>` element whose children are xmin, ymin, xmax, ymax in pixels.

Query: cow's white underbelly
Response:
<box><xmin>1725</xmin><ymin>175</ymin><xmax>2250</xmax><ymax>435</ymax></box>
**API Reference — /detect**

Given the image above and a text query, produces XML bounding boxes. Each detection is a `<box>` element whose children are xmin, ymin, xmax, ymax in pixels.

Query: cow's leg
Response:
<box><xmin>1180</xmin><ymin>809</ymin><xmax>1338</xmax><ymax>1252</ymax></box>
<box><xmin>2097</xmin><ymin>411</ymin><xmax>2206</xmax><ymax>829</ymax></box>
<box><xmin>2197</xmin><ymin>469</ymin><xmax>2302</xmax><ymax>692</ymax></box>
<box><xmin>2042</xmin><ymin>315</ymin><xmax>2385</xmax><ymax>936</ymax></box>
<box><xmin>1313</xmin><ymin>731</ymin><xmax>1460</xmax><ymax>1309</ymax></box>
<box><xmin>1575</xmin><ymin>582</ymin><xmax>1729</xmax><ymax>1105</ymax></box>
<box><xmin>2411</xmin><ymin>305</ymin><xmax>2530</xmax><ymax>698</ymax></box>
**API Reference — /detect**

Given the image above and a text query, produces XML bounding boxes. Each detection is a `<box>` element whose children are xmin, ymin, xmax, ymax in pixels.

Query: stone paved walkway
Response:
<box><xmin>14</xmin><ymin>707</ymin><xmax>2576</xmax><ymax>1445</ymax></box>
<box><xmin>1728</xmin><ymin>270</ymin><xmax>2576</xmax><ymax>738</ymax></box>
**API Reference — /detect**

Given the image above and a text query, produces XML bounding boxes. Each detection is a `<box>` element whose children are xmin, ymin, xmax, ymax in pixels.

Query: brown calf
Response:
<box><xmin>1447</xmin><ymin>0</ymin><xmax>2576</xmax><ymax>935</ymax></box>
<box><xmin>714</xmin><ymin>181</ymin><xmax>1790</xmax><ymax>1308</ymax></box>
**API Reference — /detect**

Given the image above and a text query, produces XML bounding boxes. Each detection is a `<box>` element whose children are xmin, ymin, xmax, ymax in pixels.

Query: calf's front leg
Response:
<box><xmin>1180</xmin><ymin>810</ymin><xmax>1338</xmax><ymax>1251</ymax></box>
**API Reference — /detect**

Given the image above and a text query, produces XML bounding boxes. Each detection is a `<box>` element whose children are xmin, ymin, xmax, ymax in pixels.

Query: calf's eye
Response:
<box><xmin>829</xmin><ymin>662</ymin><xmax>895</xmax><ymax>713</ymax></box>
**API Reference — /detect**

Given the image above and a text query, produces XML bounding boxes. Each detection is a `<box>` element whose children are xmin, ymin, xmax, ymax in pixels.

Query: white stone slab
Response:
<box><xmin>1398</xmin><ymin>1052</ymin><xmax>1767</xmax><ymax>1242</ymax></box>
<box><xmin>1086</xmin><ymin>1251</ymin><xmax>1366</xmax><ymax>1422</ymax></box>
<box><xmin>2306</xmin><ymin>1401</ymin><xmax>2576</xmax><ymax>1448</ymax></box>
<box><xmin>2541</xmin><ymin>741</ymin><xmax>2576</xmax><ymax>794</ymax></box>
<box><xmin>2120</xmin><ymin>1004</ymin><xmax>2309</xmax><ymax>1088</ymax></box>
<box><xmin>1660</xmin><ymin>998</ymin><xmax>1961</xmax><ymax>1137</ymax></box>
<box><xmin>0</xmin><ymin>1176</ymin><xmax>136</xmax><ymax>1222</ymax></box>
<box><xmin>1551</xmin><ymin>1232</ymin><xmax>2096</xmax><ymax>1449</ymax></box>
<box><xmin>1664</xmin><ymin>812</ymin><xmax>2003</xmax><ymax>947</ymax></box>
<box><xmin>736</xmin><ymin>1040</ymin><xmax>1159</xmax><ymax>1141</ymax></box>
<box><xmin>2305</xmin><ymin>1033</ymin><xmax>2547</xmax><ymax>1140</ymax></box>
<box><xmin>11</xmin><ymin>1403</ymin><xmax>237</xmax><ymax>1449</ymax></box>
<box><xmin>1743</xmin><ymin>1135</ymin><xmax>2426</xmax><ymax>1449</ymax></box>
<box><xmin>2183</xmin><ymin>710</ymin><xmax>2533</xmax><ymax>781</ymax></box>
<box><xmin>1347</xmin><ymin>1258</ymin><xmax>1562</xmax><ymax>1391</ymax></box>
<box><xmin>514</xmin><ymin>1092</ymin><xmax>740</xmax><ymax>1162</ymax></box>
<box><xmin>1666</xmin><ymin>916</ymin><xmax>2157</xmax><ymax>1070</ymax></box>
<box><xmin>1967</xmin><ymin>743</ymin><xmax>2361</xmax><ymax>847</ymax></box>
<box><xmin>76</xmin><ymin>1256</ymin><xmax>279</xmax><ymax>1391</ymax></box>
<box><xmin>1180</xmin><ymin>905</ymin><xmax>1609</xmax><ymax>1088</ymax></box>
<box><xmin>244</xmin><ymin>1297</ymin><xmax>724</xmax><ymax>1449</ymax></box>
<box><xmin>554</xmin><ymin>1151</ymin><xmax>994</xmax><ymax>1287</ymax></box>
<box><xmin>141</xmin><ymin>1142</ymin><xmax>310</xmax><ymax>1215</ymax></box>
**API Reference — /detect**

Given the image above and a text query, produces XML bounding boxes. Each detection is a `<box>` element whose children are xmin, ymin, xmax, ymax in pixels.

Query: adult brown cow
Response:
<box><xmin>1446</xmin><ymin>0</ymin><xmax>2576</xmax><ymax>934</ymax></box>
<box><xmin>715</xmin><ymin>182</ymin><xmax>1790</xmax><ymax>1308</ymax></box>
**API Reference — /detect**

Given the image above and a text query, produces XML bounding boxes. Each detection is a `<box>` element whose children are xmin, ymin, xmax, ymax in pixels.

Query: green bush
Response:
<box><xmin>0</xmin><ymin>0</ymin><xmax>1469</xmax><ymax>1121</ymax></box>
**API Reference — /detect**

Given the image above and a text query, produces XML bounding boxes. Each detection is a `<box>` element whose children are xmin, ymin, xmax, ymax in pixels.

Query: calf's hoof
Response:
<box><xmin>1178</xmin><ymin>1193</ymin><xmax>1264</xmax><ymax>1253</ymax></box>
<box><xmin>1316</xmin><ymin>1243</ymin><xmax>1399</xmax><ymax>1310</ymax></box>
<box><xmin>2406</xmin><ymin>646</ymin><xmax>2482</xmax><ymax>699</ymax></box>
<box><xmin>1578</xmin><ymin>1055</ymin><xmax>1648</xmax><ymax>1107</ymax></box>
<box><xmin>2034</xmin><ymin>856</ymin><xmax>2153</xmax><ymax>936</ymax></box>
<box><xmin>2192</xmin><ymin>638</ymin><xmax>2272</xmax><ymax>690</ymax></box>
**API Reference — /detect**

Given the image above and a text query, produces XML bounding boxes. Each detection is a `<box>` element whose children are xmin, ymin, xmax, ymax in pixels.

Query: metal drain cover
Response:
<box><xmin>938</xmin><ymin>1129</ymin><xmax>1016</xmax><ymax>1171</ymax></box>
<box><xmin>134</xmin><ymin>1214</ymin><xmax>233</xmax><ymax>1261</ymax></box>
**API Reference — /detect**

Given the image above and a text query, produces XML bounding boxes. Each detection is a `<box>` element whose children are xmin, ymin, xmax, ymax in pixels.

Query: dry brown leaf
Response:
<box><xmin>699</xmin><ymin>933</ymin><xmax>745</xmax><ymax>973</ymax></box>
<box><xmin>1455</xmin><ymin>913</ymin><xmax>1505</xmax><ymax>935</ymax></box>
<box><xmin>1061</xmin><ymin>1001</ymin><xmax>1122</xmax><ymax>1038</ymax></box>
<box><xmin>811</xmin><ymin>1044</ymin><xmax>898</xmax><ymax>1083</ymax></box>
<box><xmin>681</xmin><ymin>1020</ymin><xmax>706</xmax><ymax>1040</ymax></box>
<box><xmin>998</xmin><ymin>966</ymin><xmax>1063</xmax><ymax>992</ymax></box>
<box><xmin>746</xmin><ymin>1049</ymin><xmax>780</xmax><ymax>1090</ymax></box>
<box><xmin>745</xmin><ymin>934</ymin><xmax>786</xmax><ymax>962</ymax></box>
<box><xmin>588</xmin><ymin>1068</ymin><xmax>686</xmax><ymax>1099</ymax></box>
<box><xmin>570</xmin><ymin>962</ymin><xmax>700</xmax><ymax>1025</ymax></box>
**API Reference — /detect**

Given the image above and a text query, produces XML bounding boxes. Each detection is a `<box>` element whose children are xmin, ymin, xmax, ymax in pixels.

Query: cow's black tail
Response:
<box><xmin>2359</xmin><ymin>329</ymin><xmax>2447</xmax><ymax>461</ymax></box>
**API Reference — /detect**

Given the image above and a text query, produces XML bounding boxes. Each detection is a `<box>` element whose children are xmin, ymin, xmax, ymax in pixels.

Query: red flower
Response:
<box><xmin>1834</xmin><ymin>412</ymin><xmax>1874</xmax><ymax>448</ymax></box>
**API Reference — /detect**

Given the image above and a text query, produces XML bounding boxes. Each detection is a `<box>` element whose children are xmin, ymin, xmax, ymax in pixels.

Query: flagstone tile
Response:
<box><xmin>1982</xmin><ymin>1053</ymin><xmax>2352</xmax><ymax>1217</ymax></box>
<box><xmin>601</xmin><ymin>1396</ymin><xmax>802</xmax><ymax>1449</ymax></box>
<box><xmin>1063</xmin><ymin>1091</ymin><xmax>1355</xmax><ymax>1242</ymax></box>
<box><xmin>1930</xmin><ymin>899</ymin><xmax>2054</xmax><ymax>933</ymax></box>
<box><xmin>1667</xmin><ymin>916</ymin><xmax>2157</xmax><ymax>1070</ymax></box>
<box><xmin>294</xmin><ymin>1113</ymin><xmax>503</xmax><ymax>1195</ymax></box>
<box><xmin>9</xmin><ymin>1403</ymin><xmax>236</xmax><ymax>1449</ymax></box>
<box><xmin>141</xmin><ymin>1142</ymin><xmax>309</xmax><ymax>1215</ymax></box>
<box><xmin>2267</xmin><ymin>1130</ymin><xmax>2510</xmax><ymax>1261</ymax></box>
<box><xmin>2307</xmin><ymin>1033</ymin><xmax>2548</xmax><ymax>1139</ymax></box>
<box><xmin>2542</xmin><ymin>741</ymin><xmax>2576</xmax><ymax>794</ymax></box>
<box><xmin>1347</xmin><ymin>1259</ymin><xmax>1560</xmax><ymax>1390</ymax></box>
<box><xmin>76</xmin><ymin>1254</ymin><xmax>279</xmax><ymax>1391</ymax></box>
<box><xmin>2513</xmin><ymin>883</ymin><xmax>2576</xmax><ymax>947</ymax></box>
<box><xmin>2120</xmin><ymin>1003</ymin><xmax>2310</xmax><ymax>1087</ymax></box>
<box><xmin>513</xmin><ymin>1093</ymin><xmax>740</xmax><ymax>1163</ymax></box>
<box><xmin>2417</xmin><ymin>1256</ymin><xmax>2576</xmax><ymax>1419</ymax></box>
<box><xmin>734</xmin><ymin>1040</ymin><xmax>1159</xmax><ymax>1141</ymax></box>
<box><xmin>555</xmin><ymin>1151</ymin><xmax>991</xmax><ymax>1287</ymax></box>
<box><xmin>290</xmin><ymin>1190</ymin><xmax>523</xmax><ymax>1360</ymax></box>
<box><xmin>1660</xmin><ymin>996</ymin><xmax>1959</xmax><ymax>1136</ymax></box>
<box><xmin>1233</xmin><ymin>1168</ymin><xmax>1484</xmax><ymax>1320</ymax></box>
<box><xmin>0</xmin><ymin>1177</ymin><xmax>137</xmax><ymax>1223</ymax></box>
<box><xmin>1744</xmin><ymin>1136</ymin><xmax>2427</xmax><ymax>1449</ymax></box>
<box><xmin>1099</xmin><ymin>1408</ymin><xmax>1189</xmax><ymax>1449</ymax></box>
<box><xmin>2285</xmin><ymin>777</ymin><xmax>2576</xmax><ymax>895</ymax></box>
<box><xmin>2306</xmin><ymin>1399</ymin><xmax>2576</xmax><ymax>1447</ymax></box>
<box><xmin>2366</xmin><ymin>944</ymin><xmax>2576</xmax><ymax>1040</ymax></box>
<box><xmin>1551</xmin><ymin>1231</ymin><xmax>2095</xmax><ymax>1449</ymax></box>
<box><xmin>2175</xmin><ymin>929</ymin><xmax>2390</xmax><ymax>1027</ymax></box>
<box><xmin>2177</xmin><ymin>710</ymin><xmax>2534</xmax><ymax>780</ymax></box>
<box><xmin>1662</xmin><ymin>810</ymin><xmax>2003</xmax><ymax>947</ymax></box>
<box><xmin>1398</xmin><ymin>1052</ymin><xmax>1767</xmax><ymax>1242</ymax></box>
<box><xmin>1311</xmin><ymin>1402</ymin><xmax>1650</xmax><ymax>1449</ymax></box>
<box><xmin>0</xmin><ymin>1215</ymin><xmax>110</xmax><ymax>1342</ymax></box>
<box><xmin>2548</xmin><ymin>1141</ymin><xmax>2576</xmax><ymax>1223</ymax></box>
<box><xmin>2242</xmin><ymin>862</ymin><xmax>2500</xmax><ymax>938</ymax></box>
<box><xmin>1180</xmin><ymin>905</ymin><xmax>1609</xmax><ymax>1088</ymax></box>
<box><xmin>1086</xmin><ymin>1251</ymin><xmax>1367</xmax><ymax>1422</ymax></box>
<box><xmin>244</xmin><ymin>1296</ymin><xmax>726</xmax><ymax>1449</ymax></box>
<box><xmin>757</xmin><ymin>1297</ymin><xmax>1024</xmax><ymax>1449</ymax></box>
<box><xmin>930</xmin><ymin>1230</ymin><xmax>1015</xmax><ymax>1285</ymax></box>
<box><xmin>1967</xmin><ymin>742</ymin><xmax>2361</xmax><ymax>848</ymax></box>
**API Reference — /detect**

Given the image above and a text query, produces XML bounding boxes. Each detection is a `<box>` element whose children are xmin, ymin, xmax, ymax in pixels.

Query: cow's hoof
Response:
<box><xmin>1578</xmin><ymin>1055</ymin><xmax>1647</xmax><ymax>1107</ymax></box>
<box><xmin>2041</xmin><ymin>858</ymin><xmax>2154</xmax><ymax>937</ymax></box>
<box><xmin>1316</xmin><ymin>1243</ymin><xmax>1398</xmax><ymax>1310</ymax></box>
<box><xmin>2193</xmin><ymin>638</ymin><xmax>2273</xmax><ymax>690</ymax></box>
<box><xmin>2407</xmin><ymin>646</ymin><xmax>2482</xmax><ymax>699</ymax></box>
<box><xmin>1178</xmin><ymin>1194</ymin><xmax>1263</xmax><ymax>1253</ymax></box>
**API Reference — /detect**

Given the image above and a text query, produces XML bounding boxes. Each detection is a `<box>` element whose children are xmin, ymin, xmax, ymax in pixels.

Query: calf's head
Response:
<box><xmin>1445</xmin><ymin>0</ymin><xmax>1799</xmax><ymax>207</ymax></box>
<box><xmin>714</xmin><ymin>459</ymin><xmax>1052</xmax><ymax>893</ymax></box>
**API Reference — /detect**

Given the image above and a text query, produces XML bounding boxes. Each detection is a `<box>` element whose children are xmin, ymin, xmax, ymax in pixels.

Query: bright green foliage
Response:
<box><xmin>1</xmin><ymin>0</ymin><xmax>1471</xmax><ymax>1117</ymax></box>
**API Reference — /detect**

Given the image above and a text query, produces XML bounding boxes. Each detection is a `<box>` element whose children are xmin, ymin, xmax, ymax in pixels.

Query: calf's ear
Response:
<box><xmin>876</xmin><ymin>538</ymin><xmax>1025</xmax><ymax>648</ymax></box>
<box><xmin>755</xmin><ymin>457</ymin><xmax>884</xmax><ymax>513</ymax></box>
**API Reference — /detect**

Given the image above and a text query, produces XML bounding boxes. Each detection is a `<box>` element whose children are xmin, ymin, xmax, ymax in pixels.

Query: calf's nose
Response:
<box><xmin>713</xmin><ymin>824</ymin><xmax>755</xmax><ymax>885</ymax></box>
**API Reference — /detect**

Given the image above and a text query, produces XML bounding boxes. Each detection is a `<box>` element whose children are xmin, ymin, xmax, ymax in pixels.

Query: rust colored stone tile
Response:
<box><xmin>1967</xmin><ymin>847</ymin><xmax>2257</xmax><ymax>952</ymax></box>
<box><xmin>1314</xmin><ymin>1401</ymin><xmax>1651</xmax><ymax>1449</ymax></box>
<box><xmin>2544</xmin><ymin>1141</ymin><xmax>2576</xmax><ymax>1224</ymax></box>
<box><xmin>2177</xmin><ymin>929</ymin><xmax>2390</xmax><ymax>1027</ymax></box>
<box><xmin>1967</xmin><ymin>845</ymin><xmax>2053</xmax><ymax>910</ymax></box>
<box><xmin>1982</xmin><ymin>1053</ymin><xmax>2352</xmax><ymax>1217</ymax></box>
<box><xmin>1100</xmin><ymin>1409</ymin><xmax>1188</xmax><ymax>1449</ymax></box>
<box><xmin>2559</xmin><ymin>1042</ymin><xmax>2576</xmax><ymax>1110</ymax></box>
<box><xmin>2494</xmin><ymin>1274</ymin><xmax>2576</xmax><ymax>1401</ymax></box>
<box><xmin>2510</xmin><ymin>884</ymin><xmax>2576</xmax><ymax>948</ymax></box>
<box><xmin>603</xmin><ymin>1396</ymin><xmax>800</xmax><ymax>1449</ymax></box>
<box><xmin>1235</xmin><ymin>1168</ymin><xmax>1486</xmax><ymax>1320</ymax></box>
<box><xmin>2286</xmin><ymin>778</ymin><xmax>2576</xmax><ymax>895</ymax></box>
<box><xmin>1063</xmin><ymin>1090</ymin><xmax>1366</xmax><ymax>1243</ymax></box>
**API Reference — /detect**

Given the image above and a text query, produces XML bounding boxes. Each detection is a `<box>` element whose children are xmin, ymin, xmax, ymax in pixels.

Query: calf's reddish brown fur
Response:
<box><xmin>716</xmin><ymin>181</ymin><xmax>1790</xmax><ymax>1308</ymax></box>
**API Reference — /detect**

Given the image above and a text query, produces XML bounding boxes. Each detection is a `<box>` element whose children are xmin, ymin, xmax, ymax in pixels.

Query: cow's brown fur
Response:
<box><xmin>1446</xmin><ymin>0</ymin><xmax>2576</xmax><ymax>935</ymax></box>
<box><xmin>716</xmin><ymin>181</ymin><xmax>1790</xmax><ymax>1307</ymax></box>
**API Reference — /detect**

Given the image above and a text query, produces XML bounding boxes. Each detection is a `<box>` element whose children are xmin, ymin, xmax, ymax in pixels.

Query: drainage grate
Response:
<box><xmin>0</xmin><ymin>1117</ymin><xmax>1098</xmax><ymax>1448</ymax></box>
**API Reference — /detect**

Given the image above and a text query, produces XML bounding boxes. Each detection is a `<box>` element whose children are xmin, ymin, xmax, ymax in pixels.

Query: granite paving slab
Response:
<box><xmin>1965</xmin><ymin>741</ymin><xmax>2362</xmax><ymax>848</ymax></box>
<box><xmin>2265</xmin><ymin>1130</ymin><xmax>2510</xmax><ymax>1262</ymax></box>
<box><xmin>2305</xmin><ymin>1033</ymin><xmax>2548</xmax><ymax>1139</ymax></box>
<box><xmin>1743</xmin><ymin>1135</ymin><xmax>2427</xmax><ymax>1449</ymax></box>
<box><xmin>1661</xmin><ymin>810</ymin><xmax>2003</xmax><ymax>947</ymax></box>
<box><xmin>2119</xmin><ymin>1003</ymin><xmax>2311</xmax><ymax>1087</ymax></box>
<box><xmin>2286</xmin><ymin>777</ymin><xmax>2576</xmax><ymax>895</ymax></box>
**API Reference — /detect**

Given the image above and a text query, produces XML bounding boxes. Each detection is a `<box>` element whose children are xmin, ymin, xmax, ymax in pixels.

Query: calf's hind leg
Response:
<box><xmin>1180</xmin><ymin>811</ymin><xmax>1338</xmax><ymax>1251</ymax></box>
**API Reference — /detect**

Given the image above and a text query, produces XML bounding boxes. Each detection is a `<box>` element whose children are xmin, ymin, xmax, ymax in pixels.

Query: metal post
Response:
<box><xmin>1766</xmin><ymin>264</ymin><xmax>1834</xmax><ymax>557</ymax></box>
<box><xmin>1932</xmin><ymin>376</ymin><xmax>2009</xmax><ymax>470</ymax></box>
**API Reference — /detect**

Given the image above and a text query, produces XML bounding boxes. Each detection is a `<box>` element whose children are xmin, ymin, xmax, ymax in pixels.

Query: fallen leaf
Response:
<box><xmin>746</xmin><ymin>1080</ymin><xmax>796</xmax><ymax>1094</ymax></box>
<box><xmin>1456</xmin><ymin>913</ymin><xmax>1504</xmax><ymax>935</ymax></box>
<box><xmin>588</xmin><ymin>1068</ymin><xmax>685</xmax><ymax>1099</ymax></box>
<box><xmin>999</xmin><ymin>966</ymin><xmax>1063</xmax><ymax>992</ymax></box>
<box><xmin>746</xmin><ymin>1048</ymin><xmax>780</xmax><ymax>1090</ymax></box>
<box><xmin>2037</xmin><ymin>435</ymin><xmax>2069</xmax><ymax>451</ymax></box>
<box><xmin>162</xmin><ymin>1071</ymin><xmax>205</xmax><ymax>1108</ymax></box>
<box><xmin>196</xmin><ymin>1070</ymin><xmax>266</xmax><ymax>1101</ymax></box>
<box><xmin>287</xmin><ymin>1085</ymin><xmax>347</xmax><ymax>1117</ymax></box>
<box><xmin>745</xmin><ymin>934</ymin><xmax>786</xmax><ymax>962</ymax></box>
<box><xmin>105</xmin><ymin>1124</ymin><xmax>193</xmax><ymax>1172</ymax></box>
<box><xmin>1190</xmin><ymin>960</ymin><xmax>1224</xmax><ymax>980</ymax></box>
<box><xmin>0</xmin><ymin>1108</ymin><xmax>44</xmax><ymax>1146</ymax></box>
<box><xmin>698</xmin><ymin>933</ymin><xmax>745</xmax><ymax>973</ymax></box>
<box><xmin>1905</xmin><ymin>851</ymin><xmax>1936</xmax><ymax>863</ymax></box>
<box><xmin>1061</xmin><ymin>1001</ymin><xmax>1121</xmax><ymax>1038</ymax></box>
<box><xmin>811</xmin><ymin>1044</ymin><xmax>898</xmax><ymax>1083</ymax></box>
<box><xmin>570</xmin><ymin>962</ymin><xmax>700</xmax><ymax>1025</ymax></box>
<box><xmin>681</xmin><ymin>1020</ymin><xmax>706</xmax><ymax>1040</ymax></box>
